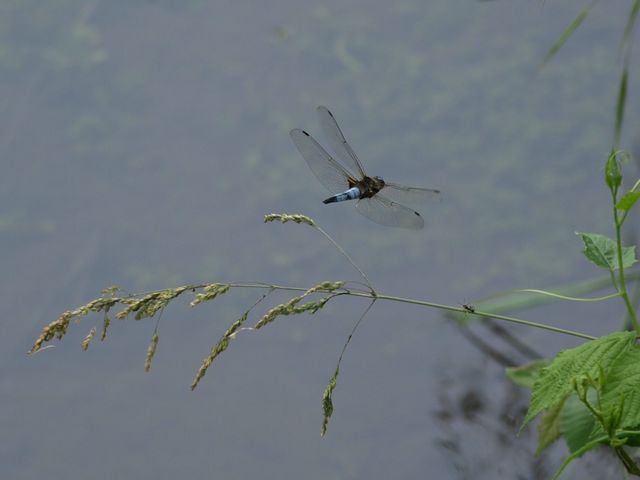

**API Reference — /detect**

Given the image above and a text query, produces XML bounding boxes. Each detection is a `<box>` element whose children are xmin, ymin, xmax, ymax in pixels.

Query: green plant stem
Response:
<box><xmin>613</xmin><ymin>204</ymin><xmax>639</xmax><ymax>333</ymax></box>
<box><xmin>615</xmin><ymin>446</ymin><xmax>640</xmax><ymax>475</ymax></box>
<box><xmin>225</xmin><ymin>283</ymin><xmax>596</xmax><ymax>341</ymax></box>
<box><xmin>577</xmin><ymin>387</ymin><xmax>605</xmax><ymax>427</ymax></box>
<box><xmin>608</xmin><ymin>268</ymin><xmax>620</xmax><ymax>292</ymax></box>
<box><xmin>313</xmin><ymin>224</ymin><xmax>374</xmax><ymax>293</ymax></box>
<box><xmin>357</xmin><ymin>292</ymin><xmax>597</xmax><ymax>340</ymax></box>
<box><xmin>518</xmin><ymin>289</ymin><xmax>621</xmax><ymax>302</ymax></box>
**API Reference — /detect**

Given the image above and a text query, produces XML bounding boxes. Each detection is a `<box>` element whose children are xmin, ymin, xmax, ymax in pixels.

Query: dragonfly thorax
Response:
<box><xmin>353</xmin><ymin>175</ymin><xmax>385</xmax><ymax>199</ymax></box>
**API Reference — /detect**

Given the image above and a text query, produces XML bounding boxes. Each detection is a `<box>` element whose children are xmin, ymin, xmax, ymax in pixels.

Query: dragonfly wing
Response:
<box><xmin>316</xmin><ymin>106</ymin><xmax>367</xmax><ymax>178</ymax></box>
<box><xmin>356</xmin><ymin>195</ymin><xmax>424</xmax><ymax>229</ymax></box>
<box><xmin>381</xmin><ymin>182</ymin><xmax>441</xmax><ymax>206</ymax></box>
<box><xmin>290</xmin><ymin>128</ymin><xmax>354</xmax><ymax>194</ymax></box>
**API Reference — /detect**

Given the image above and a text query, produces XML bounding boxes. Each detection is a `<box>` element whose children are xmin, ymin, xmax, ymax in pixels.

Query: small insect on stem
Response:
<box><xmin>462</xmin><ymin>304</ymin><xmax>476</xmax><ymax>314</ymax></box>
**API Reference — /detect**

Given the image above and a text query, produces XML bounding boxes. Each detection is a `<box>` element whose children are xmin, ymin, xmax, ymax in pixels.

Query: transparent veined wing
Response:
<box><xmin>380</xmin><ymin>182</ymin><xmax>441</xmax><ymax>206</ymax></box>
<box><xmin>290</xmin><ymin>128</ymin><xmax>355</xmax><ymax>194</ymax></box>
<box><xmin>355</xmin><ymin>194</ymin><xmax>424</xmax><ymax>229</ymax></box>
<box><xmin>316</xmin><ymin>106</ymin><xmax>367</xmax><ymax>179</ymax></box>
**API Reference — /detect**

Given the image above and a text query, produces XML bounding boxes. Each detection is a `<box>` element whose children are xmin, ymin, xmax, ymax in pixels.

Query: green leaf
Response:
<box><xmin>614</xmin><ymin>65</ymin><xmax>628</xmax><ymax>147</ymax></box>
<box><xmin>600</xmin><ymin>345</ymin><xmax>640</xmax><ymax>432</ymax></box>
<box><xmin>506</xmin><ymin>359</ymin><xmax>549</xmax><ymax>388</ymax></box>
<box><xmin>551</xmin><ymin>434</ymin><xmax>611</xmax><ymax>480</ymax></box>
<box><xmin>537</xmin><ymin>395</ymin><xmax>568</xmax><ymax>454</ymax></box>
<box><xmin>617</xmin><ymin>191</ymin><xmax>640</xmax><ymax>211</ymax></box>
<box><xmin>622</xmin><ymin>0</ymin><xmax>640</xmax><ymax>50</ymax></box>
<box><xmin>624</xmin><ymin>434</ymin><xmax>640</xmax><ymax>447</ymax></box>
<box><xmin>560</xmin><ymin>392</ymin><xmax>604</xmax><ymax>454</ymax></box>
<box><xmin>521</xmin><ymin>332</ymin><xmax>636</xmax><ymax>430</ymax></box>
<box><xmin>576</xmin><ymin>232</ymin><xmax>637</xmax><ymax>271</ymax></box>
<box><xmin>540</xmin><ymin>7</ymin><xmax>590</xmax><ymax>68</ymax></box>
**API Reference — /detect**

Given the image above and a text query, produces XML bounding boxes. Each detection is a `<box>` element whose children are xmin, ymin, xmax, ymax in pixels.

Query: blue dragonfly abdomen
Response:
<box><xmin>323</xmin><ymin>187</ymin><xmax>361</xmax><ymax>204</ymax></box>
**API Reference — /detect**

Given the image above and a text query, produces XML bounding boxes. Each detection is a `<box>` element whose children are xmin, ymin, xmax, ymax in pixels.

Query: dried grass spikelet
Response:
<box><xmin>116</xmin><ymin>286</ymin><xmax>189</xmax><ymax>321</ymax></box>
<box><xmin>264</xmin><ymin>213</ymin><xmax>315</xmax><ymax>226</ymax></box>
<box><xmin>81</xmin><ymin>327</ymin><xmax>96</xmax><ymax>351</ymax></box>
<box><xmin>144</xmin><ymin>333</ymin><xmax>159</xmax><ymax>372</ymax></box>
<box><xmin>30</xmin><ymin>296</ymin><xmax>120</xmax><ymax>353</ymax></box>
<box><xmin>190</xmin><ymin>310</ymin><xmax>250</xmax><ymax>390</ymax></box>
<box><xmin>321</xmin><ymin>367</ymin><xmax>339</xmax><ymax>436</ymax></box>
<box><xmin>254</xmin><ymin>281</ymin><xmax>344</xmax><ymax>329</ymax></box>
<box><xmin>100</xmin><ymin>315</ymin><xmax>110</xmax><ymax>341</ymax></box>
<box><xmin>30</xmin><ymin>310</ymin><xmax>74</xmax><ymax>353</ymax></box>
<box><xmin>190</xmin><ymin>283</ymin><xmax>230</xmax><ymax>307</ymax></box>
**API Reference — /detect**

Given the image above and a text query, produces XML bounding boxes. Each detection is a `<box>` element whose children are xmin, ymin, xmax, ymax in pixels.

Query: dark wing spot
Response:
<box><xmin>302</xmin><ymin>130</ymin><xmax>310</xmax><ymax>136</ymax></box>
<box><xmin>414</xmin><ymin>211</ymin><xmax>421</xmax><ymax>217</ymax></box>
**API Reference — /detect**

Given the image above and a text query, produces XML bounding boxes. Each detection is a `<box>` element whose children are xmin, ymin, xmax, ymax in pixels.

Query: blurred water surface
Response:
<box><xmin>1</xmin><ymin>1</ymin><xmax>638</xmax><ymax>478</ymax></box>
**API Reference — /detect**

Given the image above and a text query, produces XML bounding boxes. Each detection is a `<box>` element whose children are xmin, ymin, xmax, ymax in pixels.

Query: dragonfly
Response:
<box><xmin>290</xmin><ymin>106</ymin><xmax>440</xmax><ymax>229</ymax></box>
